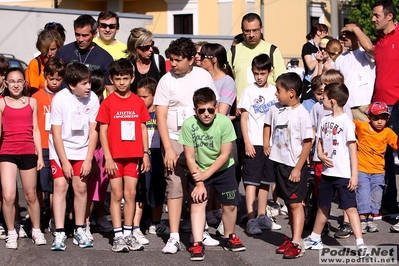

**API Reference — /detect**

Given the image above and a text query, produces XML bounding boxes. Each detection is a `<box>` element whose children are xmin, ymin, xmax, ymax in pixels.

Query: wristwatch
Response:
<box><xmin>144</xmin><ymin>150</ymin><xmax>151</xmax><ymax>156</ymax></box>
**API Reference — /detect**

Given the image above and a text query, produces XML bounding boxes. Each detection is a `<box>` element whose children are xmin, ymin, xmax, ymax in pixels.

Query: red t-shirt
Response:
<box><xmin>96</xmin><ymin>92</ymin><xmax>150</xmax><ymax>159</ymax></box>
<box><xmin>373</xmin><ymin>23</ymin><xmax>399</xmax><ymax>105</ymax></box>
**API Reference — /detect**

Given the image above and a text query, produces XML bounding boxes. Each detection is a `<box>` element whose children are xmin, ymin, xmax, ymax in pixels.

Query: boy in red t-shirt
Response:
<box><xmin>96</xmin><ymin>58</ymin><xmax>151</xmax><ymax>252</ymax></box>
<box><xmin>32</xmin><ymin>58</ymin><xmax>65</xmax><ymax>231</ymax></box>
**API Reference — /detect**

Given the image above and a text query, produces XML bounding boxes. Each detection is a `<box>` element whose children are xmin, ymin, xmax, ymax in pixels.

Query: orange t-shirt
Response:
<box><xmin>32</xmin><ymin>89</ymin><xmax>56</xmax><ymax>149</ymax></box>
<box><xmin>26</xmin><ymin>57</ymin><xmax>45</xmax><ymax>91</ymax></box>
<box><xmin>355</xmin><ymin>120</ymin><xmax>399</xmax><ymax>174</ymax></box>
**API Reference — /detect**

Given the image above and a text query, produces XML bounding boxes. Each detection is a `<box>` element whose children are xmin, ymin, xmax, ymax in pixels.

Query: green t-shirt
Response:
<box><xmin>178</xmin><ymin>114</ymin><xmax>236</xmax><ymax>172</ymax></box>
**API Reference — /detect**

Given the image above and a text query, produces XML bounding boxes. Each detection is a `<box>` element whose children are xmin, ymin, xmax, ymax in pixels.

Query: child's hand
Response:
<box><xmin>80</xmin><ymin>159</ymin><xmax>92</xmax><ymax>178</ymax></box>
<box><xmin>263</xmin><ymin>145</ymin><xmax>271</xmax><ymax>156</ymax></box>
<box><xmin>164</xmin><ymin>148</ymin><xmax>178</xmax><ymax>172</ymax></box>
<box><xmin>319</xmin><ymin>152</ymin><xmax>334</xmax><ymax>168</ymax></box>
<box><xmin>105</xmin><ymin>158</ymin><xmax>117</xmax><ymax>177</ymax></box>
<box><xmin>62</xmin><ymin>161</ymin><xmax>74</xmax><ymax>179</ymax></box>
<box><xmin>191</xmin><ymin>183</ymin><xmax>207</xmax><ymax>203</ymax></box>
<box><xmin>288</xmin><ymin>167</ymin><xmax>301</xmax><ymax>183</ymax></box>
<box><xmin>141</xmin><ymin>155</ymin><xmax>151</xmax><ymax>173</ymax></box>
<box><xmin>37</xmin><ymin>157</ymin><xmax>44</xmax><ymax>171</ymax></box>
<box><xmin>245</xmin><ymin>143</ymin><xmax>256</xmax><ymax>158</ymax></box>
<box><xmin>348</xmin><ymin>176</ymin><xmax>358</xmax><ymax>192</ymax></box>
<box><xmin>192</xmin><ymin>167</ymin><xmax>207</xmax><ymax>182</ymax></box>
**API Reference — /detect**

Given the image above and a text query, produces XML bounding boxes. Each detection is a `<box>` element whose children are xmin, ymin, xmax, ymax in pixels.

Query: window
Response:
<box><xmin>174</xmin><ymin>14</ymin><xmax>193</xmax><ymax>34</ymax></box>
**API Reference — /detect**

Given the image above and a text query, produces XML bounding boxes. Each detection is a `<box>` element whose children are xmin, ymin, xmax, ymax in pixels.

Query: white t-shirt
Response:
<box><xmin>237</xmin><ymin>83</ymin><xmax>277</xmax><ymax>145</ymax></box>
<box><xmin>49</xmin><ymin>89</ymin><xmax>99</xmax><ymax>160</ymax></box>
<box><xmin>265</xmin><ymin>103</ymin><xmax>313</xmax><ymax>167</ymax></box>
<box><xmin>316</xmin><ymin>113</ymin><xmax>356</xmax><ymax>178</ymax></box>
<box><xmin>153</xmin><ymin>66</ymin><xmax>218</xmax><ymax>140</ymax></box>
<box><xmin>334</xmin><ymin>49</ymin><xmax>375</xmax><ymax>107</ymax></box>
<box><xmin>310</xmin><ymin>102</ymin><xmax>353</xmax><ymax>162</ymax></box>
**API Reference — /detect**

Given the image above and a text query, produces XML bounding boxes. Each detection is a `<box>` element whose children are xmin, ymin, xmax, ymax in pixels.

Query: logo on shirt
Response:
<box><xmin>252</xmin><ymin>95</ymin><xmax>274</xmax><ymax>115</ymax></box>
<box><xmin>51</xmin><ymin>165</ymin><xmax>57</xmax><ymax>175</ymax></box>
<box><xmin>113</xmin><ymin>110</ymin><xmax>139</xmax><ymax>119</ymax></box>
<box><xmin>83</xmin><ymin>107</ymin><xmax>91</xmax><ymax>114</ymax></box>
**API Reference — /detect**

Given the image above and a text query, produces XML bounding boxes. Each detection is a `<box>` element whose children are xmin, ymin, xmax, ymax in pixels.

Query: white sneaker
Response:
<box><xmin>48</xmin><ymin>218</ymin><xmax>55</xmax><ymax>234</ymax></box>
<box><xmin>162</xmin><ymin>237</ymin><xmax>181</xmax><ymax>254</ymax></box>
<box><xmin>85</xmin><ymin>222</ymin><xmax>94</xmax><ymax>242</ymax></box>
<box><xmin>279</xmin><ymin>204</ymin><xmax>288</xmax><ymax>215</ymax></box>
<box><xmin>246</xmin><ymin>219</ymin><xmax>262</xmax><ymax>235</ymax></box>
<box><xmin>148</xmin><ymin>221</ymin><xmax>170</xmax><ymax>235</ymax></box>
<box><xmin>267</xmin><ymin>203</ymin><xmax>280</xmax><ymax>217</ymax></box>
<box><xmin>32</xmin><ymin>230</ymin><xmax>47</xmax><ymax>245</ymax></box>
<box><xmin>256</xmin><ymin>215</ymin><xmax>282</xmax><ymax>230</ymax></box>
<box><xmin>95</xmin><ymin>217</ymin><xmax>113</xmax><ymax>233</ymax></box>
<box><xmin>6</xmin><ymin>233</ymin><xmax>18</xmax><ymax>249</ymax></box>
<box><xmin>189</xmin><ymin>231</ymin><xmax>220</xmax><ymax>246</ymax></box>
<box><xmin>0</xmin><ymin>225</ymin><xmax>6</xmax><ymax>240</ymax></box>
<box><xmin>216</xmin><ymin>221</ymin><xmax>224</xmax><ymax>236</ymax></box>
<box><xmin>15</xmin><ymin>222</ymin><xmax>27</xmax><ymax>238</ymax></box>
<box><xmin>133</xmin><ymin>228</ymin><xmax>149</xmax><ymax>245</ymax></box>
<box><xmin>303</xmin><ymin>236</ymin><xmax>323</xmax><ymax>250</ymax></box>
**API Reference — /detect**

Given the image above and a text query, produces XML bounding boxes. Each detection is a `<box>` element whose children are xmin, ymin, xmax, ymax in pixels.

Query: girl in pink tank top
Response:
<box><xmin>0</xmin><ymin>68</ymin><xmax>46</xmax><ymax>249</ymax></box>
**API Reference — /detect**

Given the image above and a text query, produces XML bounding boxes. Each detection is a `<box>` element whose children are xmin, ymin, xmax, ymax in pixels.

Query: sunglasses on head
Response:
<box><xmin>45</xmin><ymin>22</ymin><xmax>63</xmax><ymax>28</ymax></box>
<box><xmin>138</xmin><ymin>41</ymin><xmax>155</xmax><ymax>51</ymax></box>
<box><xmin>197</xmin><ymin>107</ymin><xmax>216</xmax><ymax>115</ymax></box>
<box><xmin>99</xmin><ymin>23</ymin><xmax>118</xmax><ymax>30</ymax></box>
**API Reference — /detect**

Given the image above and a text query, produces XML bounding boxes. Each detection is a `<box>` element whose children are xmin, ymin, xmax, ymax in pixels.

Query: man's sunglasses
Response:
<box><xmin>138</xmin><ymin>41</ymin><xmax>155</xmax><ymax>51</ymax></box>
<box><xmin>197</xmin><ymin>108</ymin><xmax>216</xmax><ymax>115</ymax></box>
<box><xmin>99</xmin><ymin>23</ymin><xmax>118</xmax><ymax>30</ymax></box>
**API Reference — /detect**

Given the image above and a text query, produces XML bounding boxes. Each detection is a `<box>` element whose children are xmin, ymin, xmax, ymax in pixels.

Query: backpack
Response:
<box><xmin>35</xmin><ymin>56</ymin><xmax>41</xmax><ymax>75</ymax></box>
<box><xmin>230</xmin><ymin>43</ymin><xmax>277</xmax><ymax>68</ymax></box>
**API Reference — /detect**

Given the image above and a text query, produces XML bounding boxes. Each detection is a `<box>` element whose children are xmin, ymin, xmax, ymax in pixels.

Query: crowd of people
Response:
<box><xmin>0</xmin><ymin>0</ymin><xmax>398</xmax><ymax>262</ymax></box>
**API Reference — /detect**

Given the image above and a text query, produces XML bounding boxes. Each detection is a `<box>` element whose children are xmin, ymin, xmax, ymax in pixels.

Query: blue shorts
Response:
<box><xmin>318</xmin><ymin>175</ymin><xmax>357</xmax><ymax>210</ymax></box>
<box><xmin>242</xmin><ymin>146</ymin><xmax>275</xmax><ymax>186</ymax></box>
<box><xmin>356</xmin><ymin>172</ymin><xmax>385</xmax><ymax>214</ymax></box>
<box><xmin>37</xmin><ymin>149</ymin><xmax>53</xmax><ymax>193</ymax></box>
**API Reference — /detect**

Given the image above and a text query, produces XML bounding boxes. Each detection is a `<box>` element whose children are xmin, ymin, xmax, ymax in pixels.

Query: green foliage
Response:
<box><xmin>347</xmin><ymin>0</ymin><xmax>399</xmax><ymax>39</ymax></box>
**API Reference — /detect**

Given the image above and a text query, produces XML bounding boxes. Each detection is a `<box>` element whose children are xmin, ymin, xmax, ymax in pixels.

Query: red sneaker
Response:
<box><xmin>276</xmin><ymin>237</ymin><xmax>291</xmax><ymax>254</ymax></box>
<box><xmin>189</xmin><ymin>242</ymin><xmax>205</xmax><ymax>261</ymax></box>
<box><xmin>283</xmin><ymin>241</ymin><xmax>304</xmax><ymax>259</ymax></box>
<box><xmin>223</xmin><ymin>233</ymin><xmax>246</xmax><ymax>252</ymax></box>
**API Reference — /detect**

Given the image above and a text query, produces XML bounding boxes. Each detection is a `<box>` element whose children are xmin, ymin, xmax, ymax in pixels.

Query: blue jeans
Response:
<box><xmin>382</xmin><ymin>105</ymin><xmax>399</xmax><ymax>211</ymax></box>
<box><xmin>356</xmin><ymin>172</ymin><xmax>385</xmax><ymax>214</ymax></box>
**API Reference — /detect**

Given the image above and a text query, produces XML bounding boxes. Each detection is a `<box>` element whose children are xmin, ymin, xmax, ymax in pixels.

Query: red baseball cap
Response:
<box><xmin>366</xmin><ymin>101</ymin><xmax>391</xmax><ymax>116</ymax></box>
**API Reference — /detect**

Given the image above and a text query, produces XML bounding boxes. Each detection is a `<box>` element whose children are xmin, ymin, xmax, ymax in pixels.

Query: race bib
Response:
<box><xmin>121</xmin><ymin>121</ymin><xmax>135</xmax><ymax>141</ymax></box>
<box><xmin>177</xmin><ymin>107</ymin><xmax>194</xmax><ymax>126</ymax></box>
<box><xmin>45</xmin><ymin>113</ymin><xmax>51</xmax><ymax>131</ymax></box>
<box><xmin>71</xmin><ymin>111</ymin><xmax>84</xmax><ymax>130</ymax></box>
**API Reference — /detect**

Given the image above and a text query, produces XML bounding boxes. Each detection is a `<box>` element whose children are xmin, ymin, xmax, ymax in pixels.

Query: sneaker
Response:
<box><xmin>267</xmin><ymin>203</ymin><xmax>280</xmax><ymax>217</ymax></box>
<box><xmin>149</xmin><ymin>222</ymin><xmax>170</xmax><ymax>235</ymax></box>
<box><xmin>206</xmin><ymin>211</ymin><xmax>219</xmax><ymax>225</ymax></box>
<box><xmin>32</xmin><ymin>230</ymin><xmax>47</xmax><ymax>245</ymax></box>
<box><xmin>124</xmin><ymin>234</ymin><xmax>144</xmax><ymax>251</ymax></box>
<box><xmin>162</xmin><ymin>237</ymin><xmax>181</xmax><ymax>254</ymax></box>
<box><xmin>190</xmin><ymin>231</ymin><xmax>220</xmax><ymax>246</ymax></box>
<box><xmin>276</xmin><ymin>237</ymin><xmax>291</xmax><ymax>254</ymax></box>
<box><xmin>73</xmin><ymin>227</ymin><xmax>93</xmax><ymax>248</ymax></box>
<box><xmin>246</xmin><ymin>219</ymin><xmax>262</xmax><ymax>235</ymax></box>
<box><xmin>303</xmin><ymin>236</ymin><xmax>323</xmax><ymax>250</ymax></box>
<box><xmin>15</xmin><ymin>222</ymin><xmax>27</xmax><ymax>238</ymax></box>
<box><xmin>360</xmin><ymin>221</ymin><xmax>368</xmax><ymax>234</ymax></box>
<box><xmin>390</xmin><ymin>221</ymin><xmax>399</xmax><ymax>232</ymax></box>
<box><xmin>133</xmin><ymin>228</ymin><xmax>149</xmax><ymax>245</ymax></box>
<box><xmin>51</xmin><ymin>232</ymin><xmax>67</xmax><ymax>251</ymax></box>
<box><xmin>223</xmin><ymin>233</ymin><xmax>246</xmax><ymax>252</ymax></box>
<box><xmin>279</xmin><ymin>204</ymin><xmax>288</xmax><ymax>215</ymax></box>
<box><xmin>112</xmin><ymin>236</ymin><xmax>129</xmax><ymax>252</ymax></box>
<box><xmin>180</xmin><ymin>220</ymin><xmax>191</xmax><ymax>233</ymax></box>
<box><xmin>48</xmin><ymin>218</ymin><xmax>55</xmax><ymax>234</ymax></box>
<box><xmin>204</xmin><ymin>221</ymin><xmax>209</xmax><ymax>231</ymax></box>
<box><xmin>85</xmin><ymin>222</ymin><xmax>94</xmax><ymax>242</ymax></box>
<box><xmin>216</xmin><ymin>221</ymin><xmax>224</xmax><ymax>236</ymax></box>
<box><xmin>373</xmin><ymin>213</ymin><xmax>382</xmax><ymax>220</ymax></box>
<box><xmin>189</xmin><ymin>242</ymin><xmax>205</xmax><ymax>261</ymax></box>
<box><xmin>0</xmin><ymin>225</ymin><xmax>6</xmax><ymax>240</ymax></box>
<box><xmin>334</xmin><ymin>222</ymin><xmax>352</xmax><ymax>238</ymax></box>
<box><xmin>256</xmin><ymin>215</ymin><xmax>282</xmax><ymax>230</ymax></box>
<box><xmin>357</xmin><ymin>243</ymin><xmax>370</xmax><ymax>258</ymax></box>
<box><xmin>5</xmin><ymin>233</ymin><xmax>18</xmax><ymax>249</ymax></box>
<box><xmin>283</xmin><ymin>241</ymin><xmax>305</xmax><ymax>259</ymax></box>
<box><xmin>95</xmin><ymin>217</ymin><xmax>113</xmax><ymax>233</ymax></box>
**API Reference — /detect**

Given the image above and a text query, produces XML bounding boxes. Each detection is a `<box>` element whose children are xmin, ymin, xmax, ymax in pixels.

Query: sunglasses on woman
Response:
<box><xmin>197</xmin><ymin>107</ymin><xmax>216</xmax><ymax>115</ymax></box>
<box><xmin>138</xmin><ymin>41</ymin><xmax>155</xmax><ymax>51</ymax></box>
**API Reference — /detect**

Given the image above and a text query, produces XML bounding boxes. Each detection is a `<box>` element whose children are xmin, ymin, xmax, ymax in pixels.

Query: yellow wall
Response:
<box><xmin>124</xmin><ymin>0</ymin><xmax>167</xmax><ymax>34</ymax></box>
<box><xmin>198</xmin><ymin>0</ymin><xmax>219</xmax><ymax>35</ymax></box>
<box><xmin>2</xmin><ymin>1</ymin><xmax>53</xmax><ymax>8</ymax></box>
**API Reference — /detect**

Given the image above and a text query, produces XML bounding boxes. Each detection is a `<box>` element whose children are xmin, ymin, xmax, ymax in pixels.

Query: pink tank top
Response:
<box><xmin>0</xmin><ymin>97</ymin><xmax>35</xmax><ymax>155</ymax></box>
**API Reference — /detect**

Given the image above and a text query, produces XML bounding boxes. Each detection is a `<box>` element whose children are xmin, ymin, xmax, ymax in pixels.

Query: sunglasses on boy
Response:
<box><xmin>99</xmin><ymin>23</ymin><xmax>118</xmax><ymax>30</ymax></box>
<box><xmin>138</xmin><ymin>41</ymin><xmax>155</xmax><ymax>51</ymax></box>
<box><xmin>197</xmin><ymin>107</ymin><xmax>216</xmax><ymax>115</ymax></box>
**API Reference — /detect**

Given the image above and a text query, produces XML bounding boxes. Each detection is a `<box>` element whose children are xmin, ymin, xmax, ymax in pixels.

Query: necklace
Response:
<box><xmin>7</xmin><ymin>96</ymin><xmax>26</xmax><ymax>104</ymax></box>
<box><xmin>76</xmin><ymin>47</ymin><xmax>93</xmax><ymax>65</ymax></box>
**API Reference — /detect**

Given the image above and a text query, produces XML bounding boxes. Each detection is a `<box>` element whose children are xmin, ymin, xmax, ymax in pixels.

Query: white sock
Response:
<box><xmin>310</xmin><ymin>232</ymin><xmax>321</xmax><ymax>240</ymax></box>
<box><xmin>8</xmin><ymin>229</ymin><xmax>17</xmax><ymax>235</ymax></box>
<box><xmin>170</xmin><ymin>232</ymin><xmax>180</xmax><ymax>241</ymax></box>
<box><xmin>356</xmin><ymin>238</ymin><xmax>364</xmax><ymax>246</ymax></box>
<box><xmin>32</xmin><ymin>228</ymin><xmax>41</xmax><ymax>234</ymax></box>
<box><xmin>123</xmin><ymin>225</ymin><xmax>132</xmax><ymax>237</ymax></box>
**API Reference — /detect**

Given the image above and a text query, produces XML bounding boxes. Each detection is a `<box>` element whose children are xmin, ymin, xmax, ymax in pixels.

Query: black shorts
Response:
<box><xmin>0</xmin><ymin>154</ymin><xmax>37</xmax><ymax>170</ymax></box>
<box><xmin>243</xmin><ymin>146</ymin><xmax>275</xmax><ymax>186</ymax></box>
<box><xmin>37</xmin><ymin>149</ymin><xmax>53</xmax><ymax>193</ymax></box>
<box><xmin>188</xmin><ymin>165</ymin><xmax>239</xmax><ymax>205</ymax></box>
<box><xmin>274</xmin><ymin>162</ymin><xmax>308</xmax><ymax>204</ymax></box>
<box><xmin>317</xmin><ymin>175</ymin><xmax>357</xmax><ymax>210</ymax></box>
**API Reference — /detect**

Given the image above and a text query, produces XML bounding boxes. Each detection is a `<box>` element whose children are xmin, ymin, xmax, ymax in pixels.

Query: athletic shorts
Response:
<box><xmin>318</xmin><ymin>175</ymin><xmax>357</xmax><ymax>210</ymax></box>
<box><xmin>274</xmin><ymin>162</ymin><xmax>308</xmax><ymax>204</ymax></box>
<box><xmin>242</xmin><ymin>146</ymin><xmax>275</xmax><ymax>186</ymax></box>
<box><xmin>112</xmin><ymin>158</ymin><xmax>139</xmax><ymax>179</ymax></box>
<box><xmin>37</xmin><ymin>149</ymin><xmax>53</xmax><ymax>192</ymax></box>
<box><xmin>188</xmin><ymin>165</ymin><xmax>239</xmax><ymax>206</ymax></box>
<box><xmin>50</xmin><ymin>159</ymin><xmax>84</xmax><ymax>179</ymax></box>
<box><xmin>0</xmin><ymin>154</ymin><xmax>37</xmax><ymax>170</ymax></box>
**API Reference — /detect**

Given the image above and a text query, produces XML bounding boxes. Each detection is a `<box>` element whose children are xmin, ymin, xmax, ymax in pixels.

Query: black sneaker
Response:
<box><xmin>189</xmin><ymin>242</ymin><xmax>205</xmax><ymax>261</ymax></box>
<box><xmin>223</xmin><ymin>233</ymin><xmax>246</xmax><ymax>252</ymax></box>
<box><xmin>334</xmin><ymin>222</ymin><xmax>352</xmax><ymax>239</ymax></box>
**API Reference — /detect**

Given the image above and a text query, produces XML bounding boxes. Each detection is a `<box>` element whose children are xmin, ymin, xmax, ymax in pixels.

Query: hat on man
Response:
<box><xmin>366</xmin><ymin>101</ymin><xmax>391</xmax><ymax>116</ymax></box>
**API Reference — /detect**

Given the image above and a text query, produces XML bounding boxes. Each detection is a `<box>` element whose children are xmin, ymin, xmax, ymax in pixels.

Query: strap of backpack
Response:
<box><xmin>230</xmin><ymin>45</ymin><xmax>236</xmax><ymax>69</ymax></box>
<box><xmin>269</xmin><ymin>44</ymin><xmax>277</xmax><ymax>67</ymax></box>
<box><xmin>35</xmin><ymin>56</ymin><xmax>41</xmax><ymax>76</ymax></box>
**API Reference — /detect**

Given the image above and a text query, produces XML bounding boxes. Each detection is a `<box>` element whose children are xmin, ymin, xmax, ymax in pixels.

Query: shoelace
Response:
<box><xmin>229</xmin><ymin>237</ymin><xmax>242</xmax><ymax>245</ymax></box>
<box><xmin>189</xmin><ymin>244</ymin><xmax>203</xmax><ymax>253</ymax></box>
